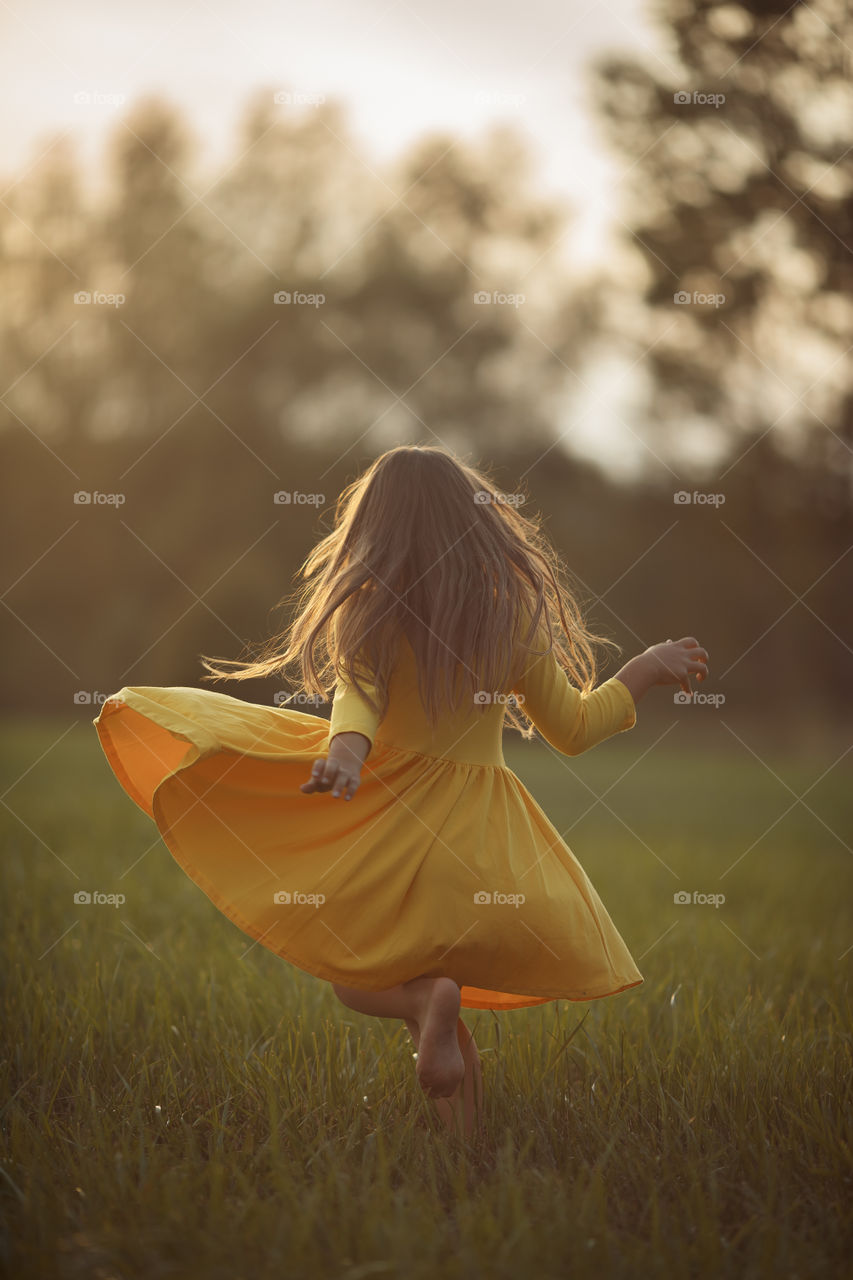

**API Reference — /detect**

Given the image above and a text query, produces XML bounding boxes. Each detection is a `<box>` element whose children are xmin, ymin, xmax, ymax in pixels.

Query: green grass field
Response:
<box><xmin>2</xmin><ymin>718</ymin><xmax>851</xmax><ymax>1279</ymax></box>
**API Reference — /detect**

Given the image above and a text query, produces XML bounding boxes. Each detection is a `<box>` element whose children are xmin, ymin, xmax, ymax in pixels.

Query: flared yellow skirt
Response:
<box><xmin>93</xmin><ymin>687</ymin><xmax>644</xmax><ymax>1011</ymax></box>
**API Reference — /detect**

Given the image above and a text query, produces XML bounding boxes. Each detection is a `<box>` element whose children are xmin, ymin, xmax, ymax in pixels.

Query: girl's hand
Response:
<box><xmin>299</xmin><ymin>732</ymin><xmax>370</xmax><ymax>801</ymax></box>
<box><xmin>299</xmin><ymin>756</ymin><xmax>362</xmax><ymax>800</ymax></box>
<box><xmin>647</xmin><ymin>637</ymin><xmax>709</xmax><ymax>695</ymax></box>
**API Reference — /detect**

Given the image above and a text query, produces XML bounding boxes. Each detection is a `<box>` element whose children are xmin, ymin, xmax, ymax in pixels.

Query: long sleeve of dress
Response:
<box><xmin>327</xmin><ymin>670</ymin><xmax>382</xmax><ymax>750</ymax></box>
<box><xmin>512</xmin><ymin>637</ymin><xmax>637</xmax><ymax>756</ymax></box>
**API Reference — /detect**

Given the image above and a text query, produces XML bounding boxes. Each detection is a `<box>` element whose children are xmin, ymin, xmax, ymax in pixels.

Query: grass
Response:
<box><xmin>1</xmin><ymin>716</ymin><xmax>851</xmax><ymax>1279</ymax></box>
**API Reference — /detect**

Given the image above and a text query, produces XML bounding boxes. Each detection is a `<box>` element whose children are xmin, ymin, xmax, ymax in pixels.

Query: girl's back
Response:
<box><xmin>328</xmin><ymin>616</ymin><xmax>637</xmax><ymax>768</ymax></box>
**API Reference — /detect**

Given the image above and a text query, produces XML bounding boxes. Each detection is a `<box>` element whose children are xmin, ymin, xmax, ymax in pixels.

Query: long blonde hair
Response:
<box><xmin>199</xmin><ymin>444</ymin><xmax>621</xmax><ymax>739</ymax></box>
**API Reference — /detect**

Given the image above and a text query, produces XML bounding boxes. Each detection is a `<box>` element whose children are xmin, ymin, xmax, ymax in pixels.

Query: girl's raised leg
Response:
<box><xmin>331</xmin><ymin>975</ymin><xmax>465</xmax><ymax>1098</ymax></box>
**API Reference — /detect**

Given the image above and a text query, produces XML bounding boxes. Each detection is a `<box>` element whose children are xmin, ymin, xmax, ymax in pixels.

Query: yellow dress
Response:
<box><xmin>92</xmin><ymin>623</ymin><xmax>644</xmax><ymax>1011</ymax></box>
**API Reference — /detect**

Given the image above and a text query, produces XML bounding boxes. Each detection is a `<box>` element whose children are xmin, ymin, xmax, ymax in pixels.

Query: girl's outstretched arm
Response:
<box><xmin>615</xmin><ymin>637</ymin><xmax>709</xmax><ymax>705</ymax></box>
<box><xmin>512</xmin><ymin>626</ymin><xmax>710</xmax><ymax>756</ymax></box>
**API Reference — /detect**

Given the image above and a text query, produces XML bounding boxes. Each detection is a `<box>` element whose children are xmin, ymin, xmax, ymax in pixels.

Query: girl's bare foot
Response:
<box><xmin>406</xmin><ymin>976</ymin><xmax>465</xmax><ymax>1098</ymax></box>
<box><xmin>405</xmin><ymin>1015</ymin><xmax>484</xmax><ymax>1137</ymax></box>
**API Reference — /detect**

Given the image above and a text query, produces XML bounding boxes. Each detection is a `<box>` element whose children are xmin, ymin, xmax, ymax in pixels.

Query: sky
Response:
<box><xmin>0</xmin><ymin>0</ymin><xmax>686</xmax><ymax>476</ymax></box>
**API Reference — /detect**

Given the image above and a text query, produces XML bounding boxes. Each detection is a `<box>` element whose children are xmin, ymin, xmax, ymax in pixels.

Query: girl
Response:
<box><xmin>93</xmin><ymin>445</ymin><xmax>709</xmax><ymax>1139</ymax></box>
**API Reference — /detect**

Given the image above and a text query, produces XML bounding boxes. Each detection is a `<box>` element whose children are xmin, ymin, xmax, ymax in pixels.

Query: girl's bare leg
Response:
<box><xmin>330</xmin><ymin>975</ymin><xmax>465</xmax><ymax>1097</ymax></box>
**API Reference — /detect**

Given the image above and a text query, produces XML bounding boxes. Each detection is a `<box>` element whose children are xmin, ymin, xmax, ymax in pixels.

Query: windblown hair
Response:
<box><xmin>199</xmin><ymin>445</ymin><xmax>621</xmax><ymax>740</ymax></box>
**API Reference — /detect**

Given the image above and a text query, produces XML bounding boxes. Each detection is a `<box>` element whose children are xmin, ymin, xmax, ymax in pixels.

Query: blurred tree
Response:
<box><xmin>1</xmin><ymin>66</ymin><xmax>849</xmax><ymax>739</ymax></box>
<box><xmin>0</xmin><ymin>134</ymin><xmax>92</xmax><ymax>446</ymax></box>
<box><xmin>574</xmin><ymin>0</ymin><xmax>853</xmax><ymax>739</ymax></box>
<box><xmin>585</xmin><ymin>0</ymin><xmax>853</xmax><ymax>494</ymax></box>
<box><xmin>345</xmin><ymin>124</ymin><xmax>583</xmax><ymax>454</ymax></box>
<box><xmin>0</xmin><ymin>91</ymin><xmax>589</xmax><ymax>712</ymax></box>
<box><xmin>100</xmin><ymin>96</ymin><xmax>219</xmax><ymax>439</ymax></box>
